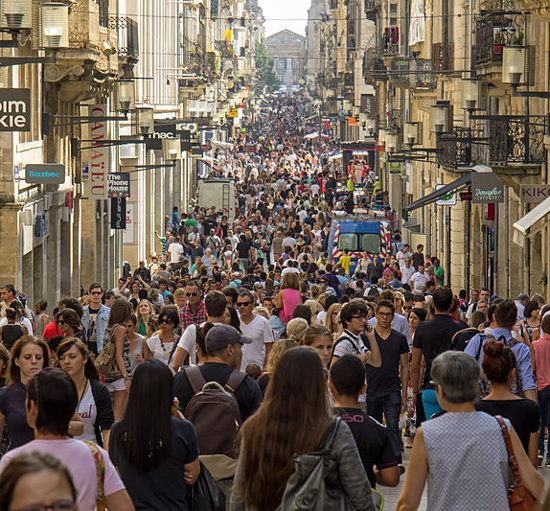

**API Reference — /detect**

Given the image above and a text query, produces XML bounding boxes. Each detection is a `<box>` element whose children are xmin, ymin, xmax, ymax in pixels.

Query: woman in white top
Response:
<box><xmin>144</xmin><ymin>308</ymin><xmax>179</xmax><ymax>372</ymax></box>
<box><xmin>0</xmin><ymin>300</ymin><xmax>33</xmax><ymax>335</ymax></box>
<box><xmin>126</xmin><ymin>313</ymin><xmax>144</xmax><ymax>372</ymax></box>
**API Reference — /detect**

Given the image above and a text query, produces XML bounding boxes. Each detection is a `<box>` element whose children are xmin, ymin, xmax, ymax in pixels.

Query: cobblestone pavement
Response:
<box><xmin>378</xmin><ymin>448</ymin><xmax>550</xmax><ymax>510</ymax></box>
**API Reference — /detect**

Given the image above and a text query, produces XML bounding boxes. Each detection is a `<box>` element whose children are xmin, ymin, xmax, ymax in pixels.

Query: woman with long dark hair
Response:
<box><xmin>230</xmin><ymin>347</ymin><xmax>375</xmax><ymax>511</ymax></box>
<box><xmin>57</xmin><ymin>338</ymin><xmax>114</xmax><ymax>446</ymax></box>
<box><xmin>109</xmin><ymin>359</ymin><xmax>200</xmax><ymax>509</ymax></box>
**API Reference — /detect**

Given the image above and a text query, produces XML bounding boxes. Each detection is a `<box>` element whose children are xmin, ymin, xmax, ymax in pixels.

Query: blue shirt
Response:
<box><xmin>464</xmin><ymin>327</ymin><xmax>536</xmax><ymax>391</ymax></box>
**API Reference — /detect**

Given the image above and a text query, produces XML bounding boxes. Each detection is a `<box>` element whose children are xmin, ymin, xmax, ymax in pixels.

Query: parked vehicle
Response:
<box><xmin>196</xmin><ymin>178</ymin><xmax>238</xmax><ymax>221</ymax></box>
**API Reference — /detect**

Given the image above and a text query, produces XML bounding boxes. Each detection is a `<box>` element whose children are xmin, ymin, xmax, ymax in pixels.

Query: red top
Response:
<box><xmin>533</xmin><ymin>335</ymin><xmax>550</xmax><ymax>390</ymax></box>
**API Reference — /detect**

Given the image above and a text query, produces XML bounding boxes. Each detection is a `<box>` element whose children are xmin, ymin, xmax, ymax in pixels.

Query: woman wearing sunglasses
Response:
<box><xmin>144</xmin><ymin>308</ymin><xmax>179</xmax><ymax>372</ymax></box>
<box><xmin>56</xmin><ymin>309</ymin><xmax>84</xmax><ymax>340</ymax></box>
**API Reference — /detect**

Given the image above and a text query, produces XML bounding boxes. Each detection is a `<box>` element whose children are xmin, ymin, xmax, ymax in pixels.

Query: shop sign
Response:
<box><xmin>123</xmin><ymin>203</ymin><xmax>134</xmax><ymax>244</ymax></box>
<box><xmin>0</xmin><ymin>89</ymin><xmax>30</xmax><ymax>131</ymax></box>
<box><xmin>110</xmin><ymin>196</ymin><xmax>126</xmax><ymax>229</ymax></box>
<box><xmin>436</xmin><ymin>184</ymin><xmax>456</xmax><ymax>206</ymax></box>
<box><xmin>108</xmin><ymin>173</ymin><xmax>130</xmax><ymax>198</ymax></box>
<box><xmin>389</xmin><ymin>161</ymin><xmax>402</xmax><ymax>174</ymax></box>
<box><xmin>472</xmin><ymin>172</ymin><xmax>503</xmax><ymax>203</ymax></box>
<box><xmin>88</xmin><ymin>104</ymin><xmax>109</xmax><ymax>199</ymax></box>
<box><xmin>520</xmin><ymin>184</ymin><xmax>550</xmax><ymax>203</ymax></box>
<box><xmin>25</xmin><ymin>164</ymin><xmax>65</xmax><ymax>184</ymax></box>
<box><xmin>460</xmin><ymin>191</ymin><xmax>472</xmax><ymax>201</ymax></box>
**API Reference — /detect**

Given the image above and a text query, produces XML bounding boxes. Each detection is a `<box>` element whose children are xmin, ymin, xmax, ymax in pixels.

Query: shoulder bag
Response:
<box><xmin>95</xmin><ymin>325</ymin><xmax>122</xmax><ymax>379</ymax></box>
<box><xmin>495</xmin><ymin>415</ymin><xmax>537</xmax><ymax>511</ymax></box>
<box><xmin>83</xmin><ymin>440</ymin><xmax>106</xmax><ymax>511</ymax></box>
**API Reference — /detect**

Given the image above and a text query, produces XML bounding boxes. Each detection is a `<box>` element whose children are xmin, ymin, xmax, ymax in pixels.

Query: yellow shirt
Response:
<box><xmin>340</xmin><ymin>255</ymin><xmax>351</xmax><ymax>273</ymax></box>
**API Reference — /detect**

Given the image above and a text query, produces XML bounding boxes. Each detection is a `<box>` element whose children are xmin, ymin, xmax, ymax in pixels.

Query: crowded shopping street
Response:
<box><xmin>3</xmin><ymin>0</ymin><xmax>550</xmax><ymax>509</ymax></box>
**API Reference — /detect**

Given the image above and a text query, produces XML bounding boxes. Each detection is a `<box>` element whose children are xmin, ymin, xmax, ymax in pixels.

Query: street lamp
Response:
<box><xmin>502</xmin><ymin>46</ymin><xmax>529</xmax><ymax>85</ymax></box>
<box><xmin>378</xmin><ymin>128</ymin><xmax>387</xmax><ymax>147</ymax></box>
<box><xmin>116</xmin><ymin>81</ymin><xmax>136</xmax><ymax>112</ymax></box>
<box><xmin>404</xmin><ymin>122</ymin><xmax>421</xmax><ymax>147</ymax></box>
<box><xmin>162</xmin><ymin>138</ymin><xmax>182</xmax><ymax>161</ymax></box>
<box><xmin>430</xmin><ymin>100</ymin><xmax>452</xmax><ymax>133</ymax></box>
<box><xmin>386</xmin><ymin>133</ymin><xmax>398</xmax><ymax>153</ymax></box>
<box><xmin>461</xmin><ymin>78</ymin><xmax>481</xmax><ymax>110</ymax></box>
<box><xmin>41</xmin><ymin>3</ymin><xmax>69</xmax><ymax>48</ymax></box>
<box><xmin>137</xmin><ymin>107</ymin><xmax>154</xmax><ymax>135</ymax></box>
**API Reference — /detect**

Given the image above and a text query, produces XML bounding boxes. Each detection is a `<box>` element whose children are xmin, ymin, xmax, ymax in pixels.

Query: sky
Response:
<box><xmin>259</xmin><ymin>0</ymin><xmax>310</xmax><ymax>37</ymax></box>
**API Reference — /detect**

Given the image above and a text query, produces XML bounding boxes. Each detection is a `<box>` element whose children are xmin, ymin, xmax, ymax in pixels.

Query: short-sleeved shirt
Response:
<box><xmin>179</xmin><ymin>301</ymin><xmax>208</xmax><ymax>330</ymax></box>
<box><xmin>413</xmin><ymin>315</ymin><xmax>462</xmax><ymax>389</ymax></box>
<box><xmin>363</xmin><ymin>329</ymin><xmax>409</xmax><ymax>395</ymax></box>
<box><xmin>177</xmin><ymin>321</ymin><xmax>224</xmax><ymax>365</ymax></box>
<box><xmin>0</xmin><ymin>439</ymin><xmax>124</xmax><ymax>510</ymax></box>
<box><xmin>109</xmin><ymin>417</ymin><xmax>198</xmax><ymax>510</ymax></box>
<box><xmin>0</xmin><ymin>382</ymin><xmax>34</xmax><ymax>450</ymax></box>
<box><xmin>474</xmin><ymin>399</ymin><xmax>540</xmax><ymax>453</ymax></box>
<box><xmin>240</xmin><ymin>314</ymin><xmax>274</xmax><ymax>370</ymax></box>
<box><xmin>174</xmin><ymin>362</ymin><xmax>262</xmax><ymax>422</ymax></box>
<box><xmin>168</xmin><ymin>242</ymin><xmax>184</xmax><ymax>264</ymax></box>
<box><xmin>332</xmin><ymin>407</ymin><xmax>397</xmax><ymax>488</ymax></box>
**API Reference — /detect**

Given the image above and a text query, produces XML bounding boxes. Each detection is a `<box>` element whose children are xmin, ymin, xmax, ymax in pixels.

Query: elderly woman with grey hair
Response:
<box><xmin>397</xmin><ymin>351</ymin><xmax>544</xmax><ymax>511</ymax></box>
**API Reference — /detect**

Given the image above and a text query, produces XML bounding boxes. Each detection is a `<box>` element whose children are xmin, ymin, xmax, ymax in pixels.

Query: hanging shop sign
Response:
<box><xmin>435</xmin><ymin>184</ymin><xmax>456</xmax><ymax>206</ymax></box>
<box><xmin>108</xmin><ymin>173</ymin><xmax>130</xmax><ymax>198</ymax></box>
<box><xmin>88</xmin><ymin>104</ymin><xmax>109</xmax><ymax>199</ymax></box>
<box><xmin>0</xmin><ymin>89</ymin><xmax>30</xmax><ymax>131</ymax></box>
<box><xmin>25</xmin><ymin>164</ymin><xmax>65</xmax><ymax>184</ymax></box>
<box><xmin>520</xmin><ymin>184</ymin><xmax>550</xmax><ymax>203</ymax></box>
<box><xmin>472</xmin><ymin>172</ymin><xmax>503</xmax><ymax>203</ymax></box>
<box><xmin>110</xmin><ymin>196</ymin><xmax>126</xmax><ymax>229</ymax></box>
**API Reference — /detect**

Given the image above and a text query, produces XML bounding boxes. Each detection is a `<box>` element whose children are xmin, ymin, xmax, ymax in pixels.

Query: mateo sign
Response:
<box><xmin>472</xmin><ymin>172</ymin><xmax>504</xmax><ymax>204</ymax></box>
<box><xmin>0</xmin><ymin>89</ymin><xmax>30</xmax><ymax>131</ymax></box>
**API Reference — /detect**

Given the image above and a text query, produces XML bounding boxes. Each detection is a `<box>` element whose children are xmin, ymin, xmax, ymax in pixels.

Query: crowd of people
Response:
<box><xmin>0</xmin><ymin>94</ymin><xmax>547</xmax><ymax>511</ymax></box>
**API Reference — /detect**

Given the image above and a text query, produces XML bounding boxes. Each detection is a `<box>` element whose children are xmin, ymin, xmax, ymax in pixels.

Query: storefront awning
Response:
<box><xmin>513</xmin><ymin>195</ymin><xmax>550</xmax><ymax>235</ymax></box>
<box><xmin>403</xmin><ymin>173</ymin><xmax>472</xmax><ymax>212</ymax></box>
<box><xmin>329</xmin><ymin>152</ymin><xmax>342</xmax><ymax>161</ymax></box>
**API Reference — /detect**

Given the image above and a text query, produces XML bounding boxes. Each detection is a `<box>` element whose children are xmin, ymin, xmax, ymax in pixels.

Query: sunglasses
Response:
<box><xmin>58</xmin><ymin>320</ymin><xmax>66</xmax><ymax>325</ymax></box>
<box><xmin>160</xmin><ymin>318</ymin><xmax>173</xmax><ymax>324</ymax></box>
<box><xmin>186</xmin><ymin>292</ymin><xmax>199</xmax><ymax>297</ymax></box>
<box><xmin>236</xmin><ymin>301</ymin><xmax>252</xmax><ymax>307</ymax></box>
<box><xmin>90</xmin><ymin>291</ymin><xmax>102</xmax><ymax>296</ymax></box>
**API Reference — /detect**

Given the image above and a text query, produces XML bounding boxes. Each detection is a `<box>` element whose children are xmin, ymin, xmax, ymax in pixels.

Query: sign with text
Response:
<box><xmin>88</xmin><ymin>104</ymin><xmax>109</xmax><ymax>199</ymax></box>
<box><xmin>436</xmin><ymin>184</ymin><xmax>456</xmax><ymax>206</ymax></box>
<box><xmin>0</xmin><ymin>89</ymin><xmax>30</xmax><ymax>131</ymax></box>
<box><xmin>520</xmin><ymin>184</ymin><xmax>550</xmax><ymax>203</ymax></box>
<box><xmin>110</xmin><ymin>197</ymin><xmax>126</xmax><ymax>229</ymax></box>
<box><xmin>108</xmin><ymin>173</ymin><xmax>130</xmax><ymax>198</ymax></box>
<box><xmin>472</xmin><ymin>172</ymin><xmax>503</xmax><ymax>203</ymax></box>
<box><xmin>123</xmin><ymin>203</ymin><xmax>134</xmax><ymax>244</ymax></box>
<box><xmin>389</xmin><ymin>161</ymin><xmax>402</xmax><ymax>174</ymax></box>
<box><xmin>25</xmin><ymin>164</ymin><xmax>65</xmax><ymax>184</ymax></box>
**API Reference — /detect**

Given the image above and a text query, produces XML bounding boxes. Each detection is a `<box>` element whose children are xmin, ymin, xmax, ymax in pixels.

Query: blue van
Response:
<box><xmin>327</xmin><ymin>211</ymin><xmax>393</xmax><ymax>274</ymax></box>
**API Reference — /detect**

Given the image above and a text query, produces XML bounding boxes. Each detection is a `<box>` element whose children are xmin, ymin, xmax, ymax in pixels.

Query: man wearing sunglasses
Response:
<box><xmin>179</xmin><ymin>281</ymin><xmax>207</xmax><ymax>330</ymax></box>
<box><xmin>81</xmin><ymin>283</ymin><xmax>110</xmax><ymax>355</ymax></box>
<box><xmin>237</xmin><ymin>290</ymin><xmax>273</xmax><ymax>371</ymax></box>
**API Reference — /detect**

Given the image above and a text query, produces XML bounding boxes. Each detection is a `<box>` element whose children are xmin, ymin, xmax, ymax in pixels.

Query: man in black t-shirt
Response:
<box><xmin>330</xmin><ymin>354</ymin><xmax>400</xmax><ymax>489</ymax></box>
<box><xmin>362</xmin><ymin>300</ymin><xmax>409</xmax><ymax>463</ymax></box>
<box><xmin>411</xmin><ymin>287</ymin><xmax>462</xmax><ymax>420</ymax></box>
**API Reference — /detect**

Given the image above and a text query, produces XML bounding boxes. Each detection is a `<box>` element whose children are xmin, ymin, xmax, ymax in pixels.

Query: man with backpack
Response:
<box><xmin>464</xmin><ymin>300</ymin><xmax>536</xmax><ymax>402</ymax></box>
<box><xmin>173</xmin><ymin>324</ymin><xmax>262</xmax><ymax>496</ymax></box>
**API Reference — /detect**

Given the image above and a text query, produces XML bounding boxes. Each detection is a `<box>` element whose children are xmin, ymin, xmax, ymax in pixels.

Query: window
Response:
<box><xmin>361</xmin><ymin>233</ymin><xmax>381</xmax><ymax>254</ymax></box>
<box><xmin>338</xmin><ymin>233</ymin><xmax>358</xmax><ymax>251</ymax></box>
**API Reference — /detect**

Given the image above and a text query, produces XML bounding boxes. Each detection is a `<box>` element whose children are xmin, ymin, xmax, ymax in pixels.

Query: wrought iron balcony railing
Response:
<box><xmin>432</xmin><ymin>42</ymin><xmax>454</xmax><ymax>71</ymax></box>
<box><xmin>473</xmin><ymin>10</ymin><xmax>524</xmax><ymax>66</ymax></box>
<box><xmin>436</xmin><ymin>127</ymin><xmax>486</xmax><ymax>168</ymax></box>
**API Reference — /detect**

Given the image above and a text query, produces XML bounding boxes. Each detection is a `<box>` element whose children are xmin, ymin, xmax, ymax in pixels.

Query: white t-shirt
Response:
<box><xmin>74</xmin><ymin>383</ymin><xmax>97</xmax><ymax>443</ymax></box>
<box><xmin>147</xmin><ymin>335</ymin><xmax>177</xmax><ymax>372</ymax></box>
<box><xmin>410</xmin><ymin>271</ymin><xmax>431</xmax><ymax>292</ymax></box>
<box><xmin>310</xmin><ymin>183</ymin><xmax>320</xmax><ymax>196</ymax></box>
<box><xmin>0</xmin><ymin>439</ymin><xmax>124</xmax><ymax>510</ymax></box>
<box><xmin>177</xmin><ymin>321</ymin><xmax>224</xmax><ymax>365</ymax></box>
<box><xmin>167</xmin><ymin>242</ymin><xmax>184</xmax><ymax>263</ymax></box>
<box><xmin>240</xmin><ymin>314</ymin><xmax>273</xmax><ymax>370</ymax></box>
<box><xmin>401</xmin><ymin>265</ymin><xmax>416</xmax><ymax>285</ymax></box>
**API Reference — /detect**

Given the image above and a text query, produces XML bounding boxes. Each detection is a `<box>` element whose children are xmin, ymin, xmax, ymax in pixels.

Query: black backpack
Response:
<box><xmin>451</xmin><ymin>327</ymin><xmax>482</xmax><ymax>352</ymax></box>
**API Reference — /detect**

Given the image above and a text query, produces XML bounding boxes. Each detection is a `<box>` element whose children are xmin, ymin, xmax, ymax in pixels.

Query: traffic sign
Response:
<box><xmin>228</xmin><ymin>109</ymin><xmax>238</xmax><ymax>118</ymax></box>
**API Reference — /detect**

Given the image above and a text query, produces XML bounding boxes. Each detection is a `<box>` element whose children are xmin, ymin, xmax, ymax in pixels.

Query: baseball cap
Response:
<box><xmin>205</xmin><ymin>325</ymin><xmax>252</xmax><ymax>352</ymax></box>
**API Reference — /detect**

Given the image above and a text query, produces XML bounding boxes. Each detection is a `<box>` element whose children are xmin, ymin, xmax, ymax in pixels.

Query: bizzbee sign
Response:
<box><xmin>0</xmin><ymin>89</ymin><xmax>30</xmax><ymax>131</ymax></box>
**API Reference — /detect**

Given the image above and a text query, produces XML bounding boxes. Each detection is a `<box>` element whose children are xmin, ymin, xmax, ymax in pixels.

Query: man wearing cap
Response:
<box><xmin>173</xmin><ymin>324</ymin><xmax>262</xmax><ymax>422</ymax></box>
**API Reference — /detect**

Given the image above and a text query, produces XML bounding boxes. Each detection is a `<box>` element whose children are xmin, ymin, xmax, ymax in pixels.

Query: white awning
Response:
<box><xmin>211</xmin><ymin>140</ymin><xmax>233</xmax><ymax>151</ymax></box>
<box><xmin>304</xmin><ymin>132</ymin><xmax>330</xmax><ymax>140</ymax></box>
<box><xmin>513</xmin><ymin>195</ymin><xmax>550</xmax><ymax>235</ymax></box>
<box><xmin>329</xmin><ymin>152</ymin><xmax>342</xmax><ymax>161</ymax></box>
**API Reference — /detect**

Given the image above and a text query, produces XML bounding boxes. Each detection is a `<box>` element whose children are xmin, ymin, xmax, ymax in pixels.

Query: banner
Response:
<box><xmin>88</xmin><ymin>104</ymin><xmax>109</xmax><ymax>199</ymax></box>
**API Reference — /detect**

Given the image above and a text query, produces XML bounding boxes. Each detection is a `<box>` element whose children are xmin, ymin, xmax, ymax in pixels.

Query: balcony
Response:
<box><xmin>382</xmin><ymin>26</ymin><xmax>399</xmax><ymax>56</ymax></box>
<box><xmin>474</xmin><ymin>11</ymin><xmax>524</xmax><ymax>67</ymax></box>
<box><xmin>215</xmin><ymin>40</ymin><xmax>234</xmax><ymax>59</ymax></box>
<box><xmin>110</xmin><ymin>17</ymin><xmax>139</xmax><ymax>61</ymax></box>
<box><xmin>388</xmin><ymin>57</ymin><xmax>435</xmax><ymax>90</ymax></box>
<box><xmin>487</xmin><ymin>115</ymin><xmax>546</xmax><ymax>166</ymax></box>
<box><xmin>436</xmin><ymin>127</ymin><xmax>486</xmax><ymax>169</ymax></box>
<box><xmin>363</xmin><ymin>47</ymin><xmax>387</xmax><ymax>85</ymax></box>
<box><xmin>432</xmin><ymin>42</ymin><xmax>453</xmax><ymax>71</ymax></box>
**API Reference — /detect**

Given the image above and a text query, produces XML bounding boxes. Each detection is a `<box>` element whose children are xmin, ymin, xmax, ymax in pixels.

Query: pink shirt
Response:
<box><xmin>0</xmin><ymin>439</ymin><xmax>125</xmax><ymax>510</ymax></box>
<box><xmin>279</xmin><ymin>288</ymin><xmax>302</xmax><ymax>324</ymax></box>
<box><xmin>533</xmin><ymin>335</ymin><xmax>550</xmax><ymax>390</ymax></box>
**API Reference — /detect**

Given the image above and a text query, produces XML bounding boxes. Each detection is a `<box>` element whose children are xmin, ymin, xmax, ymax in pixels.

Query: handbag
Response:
<box><xmin>186</xmin><ymin>461</ymin><xmax>226</xmax><ymax>511</ymax></box>
<box><xmin>495</xmin><ymin>415</ymin><xmax>537</xmax><ymax>511</ymax></box>
<box><xmin>83</xmin><ymin>440</ymin><xmax>107</xmax><ymax>511</ymax></box>
<box><xmin>95</xmin><ymin>325</ymin><xmax>122</xmax><ymax>379</ymax></box>
<box><xmin>276</xmin><ymin>417</ymin><xmax>382</xmax><ymax>511</ymax></box>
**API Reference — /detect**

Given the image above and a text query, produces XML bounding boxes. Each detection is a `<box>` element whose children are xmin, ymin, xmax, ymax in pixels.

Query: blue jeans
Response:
<box><xmin>539</xmin><ymin>386</ymin><xmax>550</xmax><ymax>453</ymax></box>
<box><xmin>367</xmin><ymin>390</ymin><xmax>402</xmax><ymax>463</ymax></box>
<box><xmin>422</xmin><ymin>389</ymin><xmax>441</xmax><ymax>420</ymax></box>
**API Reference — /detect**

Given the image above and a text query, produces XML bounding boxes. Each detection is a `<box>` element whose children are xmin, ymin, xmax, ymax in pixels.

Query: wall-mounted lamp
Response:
<box><xmin>404</xmin><ymin>122</ymin><xmax>421</xmax><ymax>147</ymax></box>
<box><xmin>41</xmin><ymin>3</ymin><xmax>69</xmax><ymax>48</ymax></box>
<box><xmin>430</xmin><ymin>100</ymin><xmax>452</xmax><ymax>134</ymax></box>
<box><xmin>137</xmin><ymin>107</ymin><xmax>154</xmax><ymax>135</ymax></box>
<box><xmin>502</xmin><ymin>46</ymin><xmax>529</xmax><ymax>86</ymax></box>
<box><xmin>162</xmin><ymin>138</ymin><xmax>182</xmax><ymax>161</ymax></box>
<box><xmin>386</xmin><ymin>133</ymin><xmax>398</xmax><ymax>153</ymax></box>
<box><xmin>461</xmin><ymin>78</ymin><xmax>481</xmax><ymax>110</ymax></box>
<box><xmin>116</xmin><ymin>81</ymin><xmax>135</xmax><ymax>112</ymax></box>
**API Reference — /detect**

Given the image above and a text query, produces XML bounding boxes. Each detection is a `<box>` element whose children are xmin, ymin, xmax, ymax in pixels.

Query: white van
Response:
<box><xmin>196</xmin><ymin>178</ymin><xmax>238</xmax><ymax>221</ymax></box>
